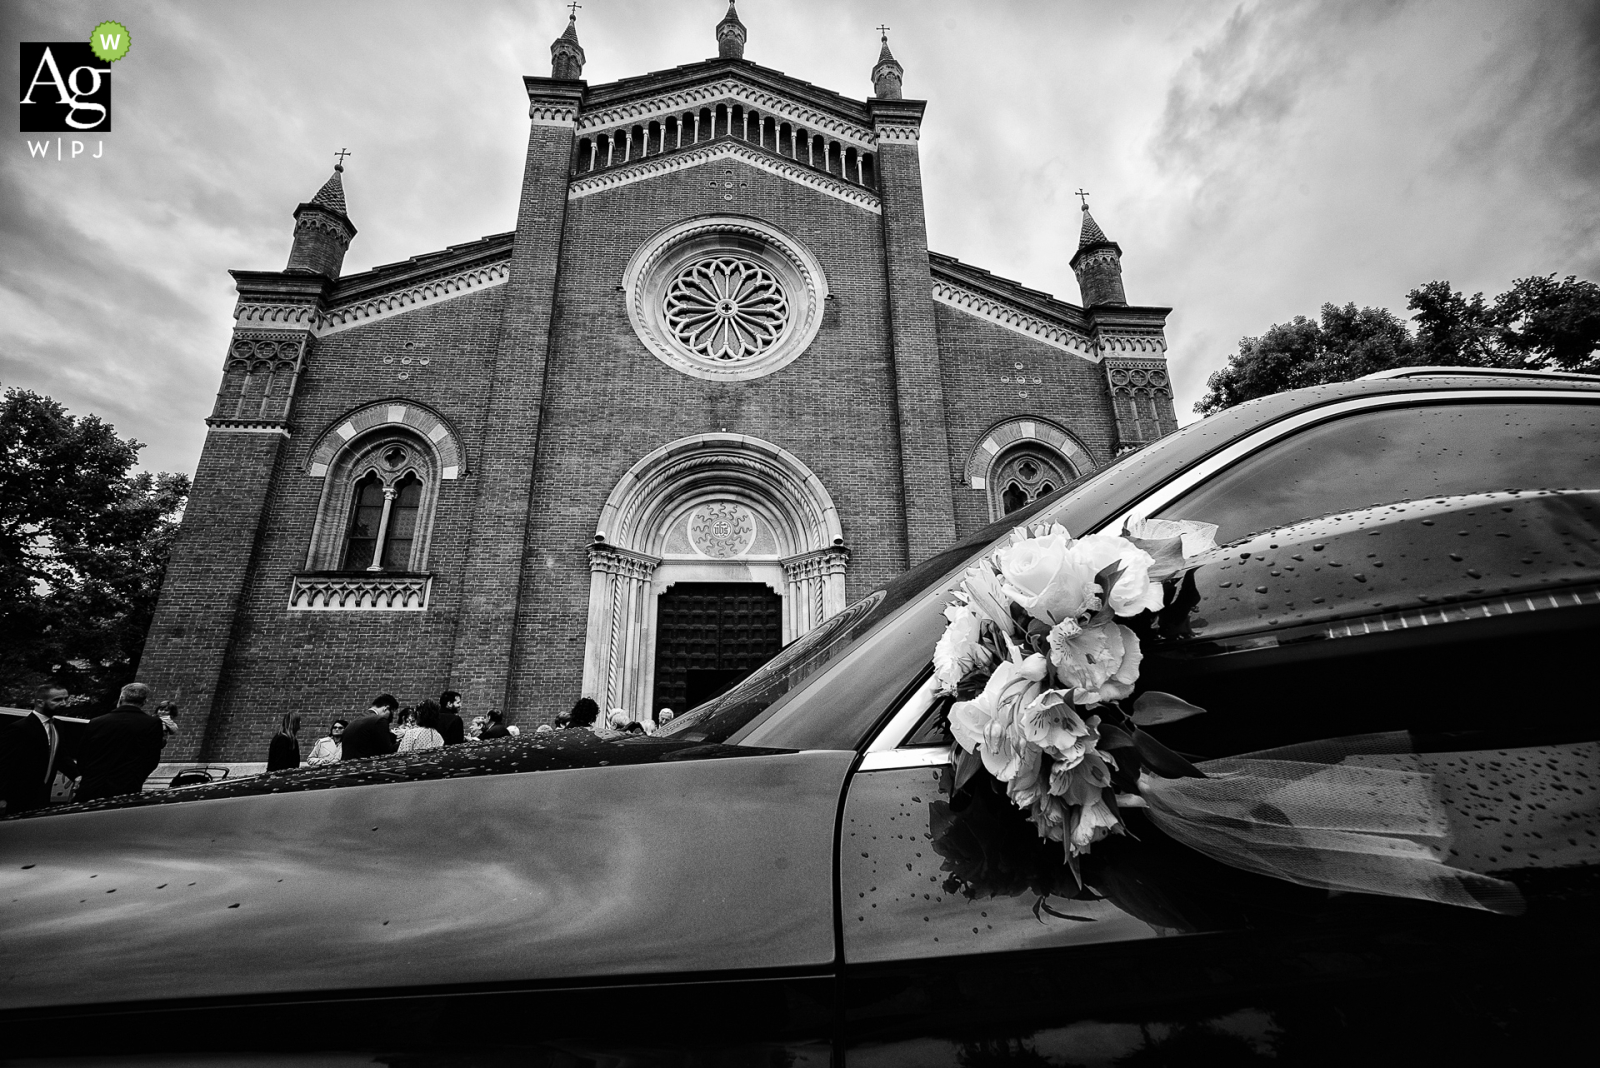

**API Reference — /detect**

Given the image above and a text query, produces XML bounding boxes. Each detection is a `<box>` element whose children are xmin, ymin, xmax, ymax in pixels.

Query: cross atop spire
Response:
<box><xmin>1074</xmin><ymin>188</ymin><xmax>1090</xmax><ymax>209</ymax></box>
<box><xmin>333</xmin><ymin>147</ymin><xmax>351</xmax><ymax>171</ymax></box>
<box><xmin>550</xmin><ymin>5</ymin><xmax>586</xmax><ymax>79</ymax></box>
<box><xmin>717</xmin><ymin>1</ymin><xmax>748</xmax><ymax>60</ymax></box>
<box><xmin>872</xmin><ymin>24</ymin><xmax>904</xmax><ymax>99</ymax></box>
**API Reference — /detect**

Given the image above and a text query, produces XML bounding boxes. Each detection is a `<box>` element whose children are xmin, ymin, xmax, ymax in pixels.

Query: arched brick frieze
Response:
<box><xmin>583</xmin><ymin>434</ymin><xmax>848</xmax><ymax>717</ymax></box>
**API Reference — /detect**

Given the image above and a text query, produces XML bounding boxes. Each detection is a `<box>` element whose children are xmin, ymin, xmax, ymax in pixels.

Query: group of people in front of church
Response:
<box><xmin>3</xmin><ymin>681</ymin><xmax>679</xmax><ymax>815</ymax></box>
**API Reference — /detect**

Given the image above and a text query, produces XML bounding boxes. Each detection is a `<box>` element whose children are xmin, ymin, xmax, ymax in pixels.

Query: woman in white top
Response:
<box><xmin>395</xmin><ymin>700</ymin><xmax>445</xmax><ymax>753</ymax></box>
<box><xmin>305</xmin><ymin>719</ymin><xmax>347</xmax><ymax>765</ymax></box>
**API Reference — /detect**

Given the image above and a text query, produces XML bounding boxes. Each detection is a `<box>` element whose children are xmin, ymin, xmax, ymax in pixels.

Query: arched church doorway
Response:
<box><xmin>652</xmin><ymin>582</ymin><xmax>783</xmax><ymax>713</ymax></box>
<box><xmin>582</xmin><ymin>434</ymin><xmax>849</xmax><ymax>718</ymax></box>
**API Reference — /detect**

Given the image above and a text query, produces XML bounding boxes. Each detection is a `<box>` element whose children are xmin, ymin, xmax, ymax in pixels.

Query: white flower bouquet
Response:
<box><xmin>933</xmin><ymin>517</ymin><xmax>1218</xmax><ymax>877</ymax></box>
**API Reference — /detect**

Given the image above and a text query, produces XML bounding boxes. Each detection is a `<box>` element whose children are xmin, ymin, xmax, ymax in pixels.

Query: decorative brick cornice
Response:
<box><xmin>577</xmin><ymin>77</ymin><xmax>876</xmax><ymax>149</ymax></box>
<box><xmin>569</xmin><ymin>140</ymin><xmax>880</xmax><ymax>213</ymax></box>
<box><xmin>873</xmin><ymin>123</ymin><xmax>920</xmax><ymax>144</ymax></box>
<box><xmin>932</xmin><ymin>278</ymin><xmax>1098</xmax><ymax>362</ymax></box>
<box><xmin>530</xmin><ymin>102</ymin><xmax>580</xmax><ymax>127</ymax></box>
<box><xmin>233</xmin><ymin>302</ymin><xmax>321</xmax><ymax>329</ymax></box>
<box><xmin>1095</xmin><ymin>332</ymin><xmax>1169</xmax><ymax>357</ymax></box>
<box><xmin>204</xmin><ymin>419</ymin><xmax>290</xmax><ymax>436</ymax></box>
<box><xmin>317</xmin><ymin>260</ymin><xmax>511</xmax><ymax>336</ymax></box>
<box><xmin>288</xmin><ymin>574</ymin><xmax>431</xmax><ymax>611</ymax></box>
<box><xmin>525</xmin><ymin>78</ymin><xmax>584</xmax><ymax>127</ymax></box>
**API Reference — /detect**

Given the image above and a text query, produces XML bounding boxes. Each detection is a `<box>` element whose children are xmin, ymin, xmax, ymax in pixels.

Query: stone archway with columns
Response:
<box><xmin>582</xmin><ymin>433</ymin><xmax>849</xmax><ymax>715</ymax></box>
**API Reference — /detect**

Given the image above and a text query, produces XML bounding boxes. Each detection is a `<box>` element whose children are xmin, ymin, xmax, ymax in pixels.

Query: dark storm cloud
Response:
<box><xmin>3</xmin><ymin>0</ymin><xmax>1596</xmax><ymax>468</ymax></box>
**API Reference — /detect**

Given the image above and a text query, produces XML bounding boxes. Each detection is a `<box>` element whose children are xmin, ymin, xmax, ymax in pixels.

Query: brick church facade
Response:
<box><xmin>141</xmin><ymin>5</ymin><xmax>1179</xmax><ymax>760</ymax></box>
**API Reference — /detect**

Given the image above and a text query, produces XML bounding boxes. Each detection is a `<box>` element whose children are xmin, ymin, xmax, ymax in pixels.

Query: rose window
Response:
<box><xmin>663</xmin><ymin>257</ymin><xmax>790</xmax><ymax>364</ymax></box>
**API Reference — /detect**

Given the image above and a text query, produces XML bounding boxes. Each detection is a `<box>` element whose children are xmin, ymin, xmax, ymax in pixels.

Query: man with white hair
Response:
<box><xmin>76</xmin><ymin>682</ymin><xmax>167</xmax><ymax>802</ymax></box>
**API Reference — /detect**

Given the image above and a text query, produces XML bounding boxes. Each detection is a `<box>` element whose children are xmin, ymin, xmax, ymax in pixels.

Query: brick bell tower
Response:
<box><xmin>138</xmin><ymin>161</ymin><xmax>356</xmax><ymax>759</ymax></box>
<box><xmin>868</xmin><ymin>29</ymin><xmax>957</xmax><ymax>563</ymax></box>
<box><xmin>1070</xmin><ymin>199</ymin><xmax>1180</xmax><ymax>453</ymax></box>
<box><xmin>445</xmin><ymin>13</ymin><xmax>587</xmax><ymax>714</ymax></box>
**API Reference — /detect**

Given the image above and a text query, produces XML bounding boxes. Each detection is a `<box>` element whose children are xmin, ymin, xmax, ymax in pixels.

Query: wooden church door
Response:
<box><xmin>651</xmin><ymin>582</ymin><xmax>783</xmax><ymax>715</ymax></box>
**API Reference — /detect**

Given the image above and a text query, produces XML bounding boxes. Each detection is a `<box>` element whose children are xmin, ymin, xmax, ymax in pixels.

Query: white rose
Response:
<box><xmin>932</xmin><ymin>601</ymin><xmax>993</xmax><ymax>692</ymax></box>
<box><xmin>948</xmin><ymin>653</ymin><xmax>1048</xmax><ymax>781</ymax></box>
<box><xmin>996</xmin><ymin>530</ymin><xmax>1100</xmax><ymax>627</ymax></box>
<box><xmin>1068</xmin><ymin>534</ymin><xmax>1165</xmax><ymax>616</ymax></box>
<box><xmin>1049</xmin><ymin>622</ymin><xmax>1144</xmax><ymax>706</ymax></box>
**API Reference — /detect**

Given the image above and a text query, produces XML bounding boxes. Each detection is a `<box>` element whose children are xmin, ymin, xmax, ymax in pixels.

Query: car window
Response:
<box><xmin>1155</xmin><ymin>400</ymin><xmax>1600</xmax><ymax>545</ymax></box>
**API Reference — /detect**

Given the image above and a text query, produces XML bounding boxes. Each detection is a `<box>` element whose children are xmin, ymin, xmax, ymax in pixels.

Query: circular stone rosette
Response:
<box><xmin>623</xmin><ymin>216</ymin><xmax>828</xmax><ymax>381</ymax></box>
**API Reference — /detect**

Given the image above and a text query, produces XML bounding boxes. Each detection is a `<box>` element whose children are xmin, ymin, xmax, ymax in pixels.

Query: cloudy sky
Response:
<box><xmin>3</xmin><ymin>0</ymin><xmax>1597</xmax><ymax>476</ymax></box>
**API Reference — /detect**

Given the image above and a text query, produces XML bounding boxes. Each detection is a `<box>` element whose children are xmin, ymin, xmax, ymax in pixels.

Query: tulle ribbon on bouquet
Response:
<box><xmin>1131</xmin><ymin>733</ymin><xmax>1600</xmax><ymax>916</ymax></box>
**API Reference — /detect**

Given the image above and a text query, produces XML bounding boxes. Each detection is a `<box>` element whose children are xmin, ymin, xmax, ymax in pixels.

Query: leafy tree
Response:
<box><xmin>0</xmin><ymin>387</ymin><xmax>189</xmax><ymax>712</ymax></box>
<box><xmin>1194</xmin><ymin>303</ymin><xmax>1415</xmax><ymax>415</ymax></box>
<box><xmin>1484</xmin><ymin>274</ymin><xmax>1600</xmax><ymax>373</ymax></box>
<box><xmin>1198</xmin><ymin>274</ymin><xmax>1600</xmax><ymax>414</ymax></box>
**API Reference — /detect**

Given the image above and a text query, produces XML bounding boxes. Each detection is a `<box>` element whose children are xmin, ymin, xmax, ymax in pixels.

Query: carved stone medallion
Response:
<box><xmin>689</xmin><ymin>502</ymin><xmax>757</xmax><ymax>558</ymax></box>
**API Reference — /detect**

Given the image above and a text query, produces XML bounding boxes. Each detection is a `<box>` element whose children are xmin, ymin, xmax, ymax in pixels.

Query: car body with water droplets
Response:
<box><xmin>4</xmin><ymin>370</ymin><xmax>1599</xmax><ymax>1065</ymax></box>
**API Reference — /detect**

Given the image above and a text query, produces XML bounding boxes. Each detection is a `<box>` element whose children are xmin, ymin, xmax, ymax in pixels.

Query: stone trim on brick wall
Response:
<box><xmin>233</xmin><ymin>260</ymin><xmax>511</xmax><ymax>337</ymax></box>
<box><xmin>569</xmin><ymin>140</ymin><xmax>881</xmax><ymax>214</ymax></box>
<box><xmin>318</xmin><ymin>260</ymin><xmax>510</xmax><ymax>336</ymax></box>
<box><xmin>932</xmin><ymin>279</ymin><xmax>1098</xmax><ymax>362</ymax></box>
<box><xmin>305</xmin><ymin>401</ymin><xmax>464</xmax><ymax>479</ymax></box>
<box><xmin>964</xmin><ymin>417</ymin><xmax>1096</xmax><ymax>489</ymax></box>
<box><xmin>578</xmin><ymin>78</ymin><xmax>876</xmax><ymax>149</ymax></box>
<box><xmin>203</xmin><ymin>420</ymin><xmax>291</xmax><ymax>436</ymax></box>
<box><xmin>287</xmin><ymin>574</ymin><xmax>432</xmax><ymax>610</ymax></box>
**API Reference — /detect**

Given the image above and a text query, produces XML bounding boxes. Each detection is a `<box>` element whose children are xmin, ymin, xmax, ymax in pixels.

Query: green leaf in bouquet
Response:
<box><xmin>1098</xmin><ymin>723</ymin><xmax>1138</xmax><ymax>751</ymax></box>
<box><xmin>1132</xmin><ymin>727</ymin><xmax>1207</xmax><ymax>779</ymax></box>
<box><xmin>953</xmin><ymin>745</ymin><xmax>984</xmax><ymax>791</ymax></box>
<box><xmin>1131</xmin><ymin>691</ymin><xmax>1209</xmax><ymax>726</ymax></box>
<box><xmin>1033</xmin><ymin>897</ymin><xmax>1095</xmax><ymax>923</ymax></box>
<box><xmin>1125</xmin><ymin>532</ymin><xmax>1189</xmax><ymax>582</ymax></box>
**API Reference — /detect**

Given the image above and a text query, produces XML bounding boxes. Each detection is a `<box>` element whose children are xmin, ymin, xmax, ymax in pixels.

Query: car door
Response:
<box><xmin>833</xmin><ymin>390</ymin><xmax>1600</xmax><ymax>1065</ymax></box>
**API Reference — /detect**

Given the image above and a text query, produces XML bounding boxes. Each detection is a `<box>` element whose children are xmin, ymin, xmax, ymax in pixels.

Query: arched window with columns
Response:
<box><xmin>583</xmin><ymin>433</ymin><xmax>848</xmax><ymax>718</ymax></box>
<box><xmin>964</xmin><ymin>417</ymin><xmax>1097</xmax><ymax>522</ymax></box>
<box><xmin>290</xmin><ymin>401</ymin><xmax>465</xmax><ymax>610</ymax></box>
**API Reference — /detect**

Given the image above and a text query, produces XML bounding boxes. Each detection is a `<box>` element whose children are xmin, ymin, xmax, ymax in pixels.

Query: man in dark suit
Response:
<box><xmin>437</xmin><ymin>690</ymin><xmax>466</xmax><ymax>746</ymax></box>
<box><xmin>340</xmin><ymin>694</ymin><xmax>400</xmax><ymax>761</ymax></box>
<box><xmin>1</xmin><ymin>684</ymin><xmax>73</xmax><ymax>815</ymax></box>
<box><xmin>76</xmin><ymin>682</ymin><xmax>167</xmax><ymax>802</ymax></box>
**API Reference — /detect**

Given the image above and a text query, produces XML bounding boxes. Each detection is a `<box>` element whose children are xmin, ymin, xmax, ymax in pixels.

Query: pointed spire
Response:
<box><xmin>717</xmin><ymin>1</ymin><xmax>748</xmax><ymax>60</ymax></box>
<box><xmin>1069</xmin><ymin>198</ymin><xmax>1127</xmax><ymax>307</ymax></box>
<box><xmin>872</xmin><ymin>26</ymin><xmax>904</xmax><ymax>99</ymax></box>
<box><xmin>1077</xmin><ymin>204</ymin><xmax>1109</xmax><ymax>250</ymax></box>
<box><xmin>551</xmin><ymin>7</ymin><xmax>586</xmax><ymax>80</ymax></box>
<box><xmin>309</xmin><ymin>165</ymin><xmax>347</xmax><ymax>216</ymax></box>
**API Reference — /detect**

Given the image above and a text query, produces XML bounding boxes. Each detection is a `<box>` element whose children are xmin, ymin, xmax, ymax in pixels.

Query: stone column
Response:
<box><xmin>780</xmin><ymin>545</ymin><xmax>850</xmax><ymax>642</ymax></box>
<box><xmin>581</xmin><ymin>543</ymin><xmax>661</xmax><ymax>716</ymax></box>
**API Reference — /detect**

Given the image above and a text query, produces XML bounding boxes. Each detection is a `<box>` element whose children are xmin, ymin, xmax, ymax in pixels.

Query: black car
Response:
<box><xmin>4</xmin><ymin>369</ymin><xmax>1599</xmax><ymax>1066</ymax></box>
